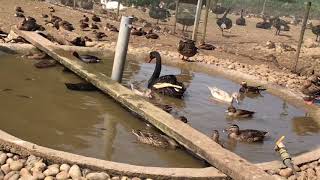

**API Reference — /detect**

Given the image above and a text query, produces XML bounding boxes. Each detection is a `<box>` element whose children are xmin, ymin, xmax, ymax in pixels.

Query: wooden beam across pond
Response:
<box><xmin>13</xmin><ymin>27</ymin><xmax>275</xmax><ymax>180</ymax></box>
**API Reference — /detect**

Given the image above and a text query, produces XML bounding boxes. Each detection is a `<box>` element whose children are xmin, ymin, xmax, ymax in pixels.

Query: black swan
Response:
<box><xmin>65</xmin><ymin>83</ymin><xmax>98</xmax><ymax>91</ymax></box>
<box><xmin>216</xmin><ymin>8</ymin><xmax>232</xmax><ymax>36</ymax></box>
<box><xmin>146</xmin><ymin>51</ymin><xmax>186</xmax><ymax>98</ymax></box>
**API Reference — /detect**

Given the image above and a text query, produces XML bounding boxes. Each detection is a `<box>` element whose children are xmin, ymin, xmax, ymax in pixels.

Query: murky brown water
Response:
<box><xmin>1</xmin><ymin>51</ymin><xmax>320</xmax><ymax>165</ymax></box>
<box><xmin>0</xmin><ymin>53</ymin><xmax>205</xmax><ymax>168</ymax></box>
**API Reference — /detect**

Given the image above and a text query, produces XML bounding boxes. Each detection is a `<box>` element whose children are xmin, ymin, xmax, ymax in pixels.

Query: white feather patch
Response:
<box><xmin>153</xmin><ymin>83</ymin><xmax>182</xmax><ymax>89</ymax></box>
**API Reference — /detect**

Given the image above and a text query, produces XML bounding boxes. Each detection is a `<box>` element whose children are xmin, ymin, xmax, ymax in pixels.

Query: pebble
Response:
<box><xmin>307</xmin><ymin>168</ymin><xmax>316</xmax><ymax>177</ymax></box>
<box><xmin>111</xmin><ymin>177</ymin><xmax>120</xmax><ymax>180</ymax></box>
<box><xmin>19</xmin><ymin>168</ymin><xmax>31</xmax><ymax>177</ymax></box>
<box><xmin>68</xmin><ymin>164</ymin><xmax>82</xmax><ymax>179</ymax></box>
<box><xmin>4</xmin><ymin>171</ymin><xmax>18</xmax><ymax>180</ymax></box>
<box><xmin>32</xmin><ymin>171</ymin><xmax>45</xmax><ymax>179</ymax></box>
<box><xmin>0</xmin><ymin>153</ymin><xmax>8</xmax><ymax>165</ymax></box>
<box><xmin>1</xmin><ymin>164</ymin><xmax>11</xmax><ymax>174</ymax></box>
<box><xmin>6</xmin><ymin>153</ymin><xmax>13</xmax><ymax>158</ymax></box>
<box><xmin>121</xmin><ymin>176</ymin><xmax>129</xmax><ymax>180</ymax></box>
<box><xmin>0</xmin><ymin>170</ymin><xmax>4</xmax><ymax>179</ymax></box>
<box><xmin>6</xmin><ymin>158</ymin><xmax>13</xmax><ymax>164</ymax></box>
<box><xmin>9</xmin><ymin>161</ymin><xmax>24</xmax><ymax>171</ymax></box>
<box><xmin>56</xmin><ymin>171</ymin><xmax>70</xmax><ymax>180</ymax></box>
<box><xmin>12</xmin><ymin>155</ymin><xmax>19</xmax><ymax>161</ymax></box>
<box><xmin>86</xmin><ymin>172</ymin><xmax>110</xmax><ymax>180</ymax></box>
<box><xmin>7</xmin><ymin>173</ymin><xmax>19</xmax><ymax>180</ymax></box>
<box><xmin>31</xmin><ymin>162</ymin><xmax>46</xmax><ymax>172</ymax></box>
<box><xmin>43</xmin><ymin>166</ymin><xmax>59</xmax><ymax>176</ymax></box>
<box><xmin>60</xmin><ymin>164</ymin><xmax>70</xmax><ymax>172</ymax></box>
<box><xmin>44</xmin><ymin>176</ymin><xmax>55</xmax><ymax>180</ymax></box>
<box><xmin>279</xmin><ymin>168</ymin><xmax>293</xmax><ymax>178</ymax></box>
<box><xmin>131</xmin><ymin>177</ymin><xmax>141</xmax><ymax>180</ymax></box>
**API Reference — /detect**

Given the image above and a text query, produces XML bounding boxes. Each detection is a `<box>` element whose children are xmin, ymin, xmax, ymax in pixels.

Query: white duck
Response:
<box><xmin>208</xmin><ymin>86</ymin><xmax>239</xmax><ymax>104</ymax></box>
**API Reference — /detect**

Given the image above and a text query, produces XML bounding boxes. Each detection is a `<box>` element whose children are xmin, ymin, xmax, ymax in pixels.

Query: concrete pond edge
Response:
<box><xmin>1</xmin><ymin>42</ymin><xmax>320</xmax><ymax>177</ymax></box>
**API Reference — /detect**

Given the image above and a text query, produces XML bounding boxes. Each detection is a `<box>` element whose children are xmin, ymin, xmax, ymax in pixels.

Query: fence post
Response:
<box><xmin>173</xmin><ymin>0</ymin><xmax>180</xmax><ymax>33</ymax></box>
<box><xmin>117</xmin><ymin>0</ymin><xmax>121</xmax><ymax>18</ymax></box>
<box><xmin>200</xmin><ymin>0</ymin><xmax>212</xmax><ymax>44</ymax></box>
<box><xmin>111</xmin><ymin>16</ymin><xmax>133</xmax><ymax>82</ymax></box>
<box><xmin>192</xmin><ymin>0</ymin><xmax>203</xmax><ymax>41</ymax></box>
<box><xmin>294</xmin><ymin>1</ymin><xmax>311</xmax><ymax>72</ymax></box>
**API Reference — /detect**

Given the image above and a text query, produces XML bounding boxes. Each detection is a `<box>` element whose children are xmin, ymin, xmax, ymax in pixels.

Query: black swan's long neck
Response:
<box><xmin>148</xmin><ymin>54</ymin><xmax>161</xmax><ymax>88</ymax></box>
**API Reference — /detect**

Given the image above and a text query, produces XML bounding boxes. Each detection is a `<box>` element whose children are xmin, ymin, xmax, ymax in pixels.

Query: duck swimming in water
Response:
<box><xmin>224</xmin><ymin>124</ymin><xmax>267</xmax><ymax>142</ymax></box>
<box><xmin>65</xmin><ymin>83</ymin><xmax>98</xmax><ymax>91</ymax></box>
<box><xmin>132</xmin><ymin>129</ymin><xmax>179</xmax><ymax>149</ymax></box>
<box><xmin>72</xmin><ymin>52</ymin><xmax>101</xmax><ymax>63</ymax></box>
<box><xmin>239</xmin><ymin>81</ymin><xmax>266</xmax><ymax>94</ymax></box>
<box><xmin>211</xmin><ymin>130</ymin><xmax>223</xmax><ymax>147</ymax></box>
<box><xmin>226</xmin><ymin>105</ymin><xmax>255</xmax><ymax>118</ymax></box>
<box><xmin>146</xmin><ymin>51</ymin><xmax>186</xmax><ymax>99</ymax></box>
<box><xmin>208</xmin><ymin>86</ymin><xmax>239</xmax><ymax>104</ymax></box>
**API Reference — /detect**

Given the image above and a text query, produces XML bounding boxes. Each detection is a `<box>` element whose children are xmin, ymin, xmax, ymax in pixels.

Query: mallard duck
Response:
<box><xmin>216</xmin><ymin>8</ymin><xmax>232</xmax><ymax>36</ymax></box>
<box><xmin>59</xmin><ymin>20</ymin><xmax>74</xmax><ymax>31</ymax></box>
<box><xmin>18</xmin><ymin>17</ymin><xmax>42</xmax><ymax>31</ymax></box>
<box><xmin>211</xmin><ymin>130</ymin><xmax>223</xmax><ymax>147</ymax></box>
<box><xmin>177</xmin><ymin>39</ymin><xmax>198</xmax><ymax>61</ymax></box>
<box><xmin>72</xmin><ymin>52</ymin><xmax>101</xmax><ymax>63</ymax></box>
<box><xmin>208</xmin><ymin>86</ymin><xmax>239</xmax><ymax>104</ymax></box>
<box><xmin>239</xmin><ymin>81</ymin><xmax>266</xmax><ymax>94</ymax></box>
<box><xmin>93</xmin><ymin>30</ymin><xmax>107</xmax><ymax>40</ymax></box>
<box><xmin>48</xmin><ymin>6</ymin><xmax>55</xmax><ymax>13</ymax></box>
<box><xmin>146</xmin><ymin>51</ymin><xmax>186</xmax><ymax>98</ymax></box>
<box><xmin>132</xmin><ymin>129</ymin><xmax>178</xmax><ymax>149</ymax></box>
<box><xmin>224</xmin><ymin>124</ymin><xmax>268</xmax><ymax>142</ymax></box>
<box><xmin>236</xmin><ymin>9</ymin><xmax>246</xmax><ymax>26</ymax></box>
<box><xmin>256</xmin><ymin>17</ymin><xmax>272</xmax><ymax>29</ymax></box>
<box><xmin>199</xmin><ymin>43</ymin><xmax>215</xmax><ymax>50</ymax></box>
<box><xmin>271</xmin><ymin>17</ymin><xmax>290</xmax><ymax>35</ymax></box>
<box><xmin>310</xmin><ymin>24</ymin><xmax>320</xmax><ymax>42</ymax></box>
<box><xmin>34</xmin><ymin>60</ymin><xmax>57</xmax><ymax>69</ymax></box>
<box><xmin>145</xmin><ymin>30</ymin><xmax>159</xmax><ymax>39</ymax></box>
<box><xmin>90</xmin><ymin>23</ymin><xmax>99</xmax><ymax>30</ymax></box>
<box><xmin>15</xmin><ymin>6</ymin><xmax>24</xmax><ymax>13</ymax></box>
<box><xmin>226</xmin><ymin>105</ymin><xmax>255</xmax><ymax>118</ymax></box>
<box><xmin>80</xmin><ymin>22</ymin><xmax>89</xmax><ymax>30</ymax></box>
<box><xmin>105</xmin><ymin>23</ymin><xmax>118</xmax><ymax>32</ymax></box>
<box><xmin>82</xmin><ymin>15</ymin><xmax>89</xmax><ymax>22</ymax></box>
<box><xmin>65</xmin><ymin>83</ymin><xmax>98</xmax><ymax>91</ymax></box>
<box><xmin>92</xmin><ymin>14</ymin><xmax>101</xmax><ymax>22</ymax></box>
<box><xmin>131</xmin><ymin>27</ymin><xmax>146</xmax><ymax>36</ymax></box>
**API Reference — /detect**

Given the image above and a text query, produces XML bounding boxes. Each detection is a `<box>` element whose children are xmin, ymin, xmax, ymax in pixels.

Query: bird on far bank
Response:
<box><xmin>216</xmin><ymin>8</ymin><xmax>232</xmax><ymax>36</ymax></box>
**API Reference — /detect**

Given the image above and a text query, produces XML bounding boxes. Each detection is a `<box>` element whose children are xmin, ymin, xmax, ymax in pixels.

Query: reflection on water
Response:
<box><xmin>0</xmin><ymin>54</ymin><xmax>204</xmax><ymax>168</ymax></box>
<box><xmin>292</xmin><ymin>116</ymin><xmax>320</xmax><ymax>136</ymax></box>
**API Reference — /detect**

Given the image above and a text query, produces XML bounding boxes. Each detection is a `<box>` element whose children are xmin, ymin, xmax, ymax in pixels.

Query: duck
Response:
<box><xmin>224</xmin><ymin>124</ymin><xmax>268</xmax><ymax>142</ymax></box>
<box><xmin>146</xmin><ymin>51</ymin><xmax>186</xmax><ymax>99</ymax></box>
<box><xmin>105</xmin><ymin>23</ymin><xmax>119</xmax><ymax>32</ymax></box>
<box><xmin>59</xmin><ymin>20</ymin><xmax>74</xmax><ymax>31</ymax></box>
<box><xmin>34</xmin><ymin>60</ymin><xmax>57</xmax><ymax>69</ymax></box>
<box><xmin>145</xmin><ymin>30</ymin><xmax>159</xmax><ymax>39</ymax></box>
<box><xmin>15</xmin><ymin>6</ymin><xmax>24</xmax><ymax>13</ymax></box>
<box><xmin>92</xmin><ymin>14</ymin><xmax>101</xmax><ymax>22</ymax></box>
<box><xmin>271</xmin><ymin>17</ymin><xmax>290</xmax><ymax>35</ymax></box>
<box><xmin>72</xmin><ymin>51</ymin><xmax>101</xmax><ymax>63</ymax></box>
<box><xmin>93</xmin><ymin>30</ymin><xmax>107</xmax><ymax>40</ymax></box>
<box><xmin>132</xmin><ymin>129</ymin><xmax>179</xmax><ymax>149</ymax></box>
<box><xmin>301</xmin><ymin>80</ymin><xmax>320</xmax><ymax>97</ymax></box>
<box><xmin>70</xmin><ymin>37</ymin><xmax>86</xmax><ymax>47</ymax></box>
<box><xmin>18</xmin><ymin>17</ymin><xmax>42</xmax><ymax>31</ymax></box>
<box><xmin>90</xmin><ymin>23</ymin><xmax>99</xmax><ymax>30</ymax></box>
<box><xmin>48</xmin><ymin>6</ymin><xmax>55</xmax><ymax>13</ymax></box>
<box><xmin>82</xmin><ymin>15</ymin><xmax>89</xmax><ymax>22</ymax></box>
<box><xmin>226</xmin><ymin>105</ymin><xmax>255</xmax><ymax>118</ymax></box>
<box><xmin>239</xmin><ymin>81</ymin><xmax>266</xmax><ymax>94</ymax></box>
<box><xmin>177</xmin><ymin>38</ymin><xmax>198</xmax><ymax>61</ymax></box>
<box><xmin>65</xmin><ymin>83</ymin><xmax>98</xmax><ymax>91</ymax></box>
<box><xmin>199</xmin><ymin>43</ymin><xmax>215</xmax><ymax>50</ymax></box>
<box><xmin>211</xmin><ymin>130</ymin><xmax>223</xmax><ymax>147</ymax></box>
<box><xmin>211</xmin><ymin>3</ymin><xmax>226</xmax><ymax>18</ymax></box>
<box><xmin>14</xmin><ymin>12</ymin><xmax>25</xmax><ymax>18</ymax></box>
<box><xmin>208</xmin><ymin>86</ymin><xmax>239</xmax><ymax>104</ymax></box>
<box><xmin>79</xmin><ymin>22</ymin><xmax>89</xmax><ymax>30</ymax></box>
<box><xmin>148</xmin><ymin>5</ymin><xmax>170</xmax><ymax>24</ymax></box>
<box><xmin>235</xmin><ymin>9</ymin><xmax>246</xmax><ymax>26</ymax></box>
<box><xmin>216</xmin><ymin>8</ymin><xmax>232</xmax><ymax>36</ymax></box>
<box><xmin>310</xmin><ymin>24</ymin><xmax>320</xmax><ymax>42</ymax></box>
<box><xmin>42</xmin><ymin>14</ymin><xmax>49</xmax><ymax>18</ymax></box>
<box><xmin>256</xmin><ymin>17</ymin><xmax>272</xmax><ymax>29</ymax></box>
<box><xmin>131</xmin><ymin>27</ymin><xmax>146</xmax><ymax>36</ymax></box>
<box><xmin>178</xmin><ymin>116</ymin><xmax>188</xmax><ymax>123</ymax></box>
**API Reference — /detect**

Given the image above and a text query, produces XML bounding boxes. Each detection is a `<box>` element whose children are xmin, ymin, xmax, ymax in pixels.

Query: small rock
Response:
<box><xmin>131</xmin><ymin>177</ymin><xmax>141</xmax><ymax>180</ymax></box>
<box><xmin>60</xmin><ymin>164</ymin><xmax>70</xmax><ymax>172</ymax></box>
<box><xmin>4</xmin><ymin>171</ymin><xmax>18</xmax><ymax>180</ymax></box>
<box><xmin>266</xmin><ymin>41</ymin><xmax>276</xmax><ymax>49</ymax></box>
<box><xmin>315</xmin><ymin>166</ymin><xmax>320</xmax><ymax>177</ymax></box>
<box><xmin>0</xmin><ymin>153</ymin><xmax>8</xmax><ymax>165</ymax></box>
<box><xmin>43</xmin><ymin>166</ymin><xmax>59</xmax><ymax>176</ymax></box>
<box><xmin>12</xmin><ymin>155</ymin><xmax>19</xmax><ymax>161</ymax></box>
<box><xmin>86</xmin><ymin>172</ymin><xmax>110</xmax><ymax>180</ymax></box>
<box><xmin>25</xmin><ymin>155</ymin><xmax>40</xmax><ymax>168</ymax></box>
<box><xmin>279</xmin><ymin>168</ymin><xmax>293</xmax><ymax>178</ymax></box>
<box><xmin>227</xmin><ymin>64</ymin><xmax>235</xmax><ymax>70</ymax></box>
<box><xmin>32</xmin><ymin>171</ymin><xmax>45</xmax><ymax>179</ymax></box>
<box><xmin>44</xmin><ymin>176</ymin><xmax>55</xmax><ymax>180</ymax></box>
<box><xmin>31</xmin><ymin>162</ymin><xmax>46</xmax><ymax>172</ymax></box>
<box><xmin>6</xmin><ymin>158</ymin><xmax>13</xmax><ymax>164</ymax></box>
<box><xmin>121</xmin><ymin>176</ymin><xmax>128</xmax><ymax>180</ymax></box>
<box><xmin>48</xmin><ymin>164</ymin><xmax>59</xmax><ymax>169</ymax></box>
<box><xmin>20</xmin><ymin>168</ymin><xmax>31</xmax><ymax>177</ymax></box>
<box><xmin>307</xmin><ymin>168</ymin><xmax>316</xmax><ymax>177</ymax></box>
<box><xmin>0</xmin><ymin>170</ymin><xmax>4</xmax><ymax>179</ymax></box>
<box><xmin>81</xmin><ymin>168</ymin><xmax>91</xmax><ymax>177</ymax></box>
<box><xmin>68</xmin><ymin>165</ymin><xmax>82</xmax><ymax>179</ymax></box>
<box><xmin>56</xmin><ymin>171</ymin><xmax>69</xmax><ymax>180</ymax></box>
<box><xmin>9</xmin><ymin>161</ymin><xmax>24</xmax><ymax>171</ymax></box>
<box><xmin>1</xmin><ymin>164</ymin><xmax>11</xmax><ymax>174</ymax></box>
<box><xmin>7</xmin><ymin>173</ymin><xmax>19</xmax><ymax>180</ymax></box>
<box><xmin>300</xmin><ymin>165</ymin><xmax>308</xmax><ymax>171</ymax></box>
<box><xmin>297</xmin><ymin>171</ymin><xmax>307</xmax><ymax>180</ymax></box>
<box><xmin>6</xmin><ymin>153</ymin><xmax>13</xmax><ymax>158</ymax></box>
<box><xmin>309</xmin><ymin>161</ymin><xmax>318</xmax><ymax>168</ymax></box>
<box><xmin>111</xmin><ymin>176</ymin><xmax>120</xmax><ymax>180</ymax></box>
<box><xmin>266</xmin><ymin>169</ymin><xmax>279</xmax><ymax>175</ymax></box>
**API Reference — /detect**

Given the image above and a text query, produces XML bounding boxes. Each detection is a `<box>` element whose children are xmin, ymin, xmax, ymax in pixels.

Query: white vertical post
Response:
<box><xmin>192</xmin><ymin>0</ymin><xmax>203</xmax><ymax>41</ymax></box>
<box><xmin>111</xmin><ymin>16</ymin><xmax>133</xmax><ymax>82</ymax></box>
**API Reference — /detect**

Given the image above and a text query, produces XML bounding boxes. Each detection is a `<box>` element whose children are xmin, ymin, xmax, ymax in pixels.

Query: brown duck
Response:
<box><xmin>177</xmin><ymin>38</ymin><xmax>198</xmax><ymax>61</ymax></box>
<box><xmin>301</xmin><ymin>80</ymin><xmax>320</xmax><ymax>97</ymax></box>
<box><xmin>211</xmin><ymin>130</ymin><xmax>223</xmax><ymax>147</ymax></box>
<box><xmin>90</xmin><ymin>23</ymin><xmax>99</xmax><ymax>30</ymax></box>
<box><xmin>226</xmin><ymin>105</ymin><xmax>255</xmax><ymax>118</ymax></box>
<box><xmin>105</xmin><ymin>23</ymin><xmax>118</xmax><ymax>32</ymax></box>
<box><xmin>199</xmin><ymin>43</ymin><xmax>215</xmax><ymax>50</ymax></box>
<box><xmin>92</xmin><ymin>14</ymin><xmax>101</xmax><ymax>22</ymax></box>
<box><xmin>132</xmin><ymin>129</ymin><xmax>179</xmax><ymax>149</ymax></box>
<box><xmin>131</xmin><ymin>27</ymin><xmax>146</xmax><ymax>36</ymax></box>
<box><xmin>145</xmin><ymin>30</ymin><xmax>159</xmax><ymax>39</ymax></box>
<box><xmin>224</xmin><ymin>124</ymin><xmax>267</xmax><ymax>142</ymax></box>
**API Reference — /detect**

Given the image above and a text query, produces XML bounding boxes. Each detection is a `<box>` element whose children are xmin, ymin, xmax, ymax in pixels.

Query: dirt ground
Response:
<box><xmin>0</xmin><ymin>0</ymin><xmax>320</xmax><ymax>77</ymax></box>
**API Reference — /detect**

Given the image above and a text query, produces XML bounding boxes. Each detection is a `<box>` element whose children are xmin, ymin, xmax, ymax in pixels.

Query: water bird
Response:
<box><xmin>14</xmin><ymin>12</ymin><xmax>25</xmax><ymax>18</ymax></box>
<box><xmin>105</xmin><ymin>23</ymin><xmax>118</xmax><ymax>32</ymax></box>
<box><xmin>132</xmin><ymin>129</ymin><xmax>179</xmax><ymax>149</ymax></box>
<box><xmin>59</xmin><ymin>20</ymin><xmax>74</xmax><ymax>31</ymax></box>
<box><xmin>79</xmin><ymin>22</ymin><xmax>89</xmax><ymax>30</ymax></box>
<box><xmin>92</xmin><ymin>14</ymin><xmax>101</xmax><ymax>22</ymax></box>
<box><xmin>34</xmin><ymin>60</ymin><xmax>57</xmax><ymax>69</ymax></box>
<box><xmin>42</xmin><ymin>14</ymin><xmax>49</xmax><ymax>18</ymax></box>
<box><xmin>48</xmin><ymin>6</ymin><xmax>55</xmax><ymax>13</ymax></box>
<box><xmin>93</xmin><ymin>31</ymin><xmax>107</xmax><ymax>40</ymax></box>
<box><xmin>226</xmin><ymin>105</ymin><xmax>255</xmax><ymax>118</ymax></box>
<box><xmin>236</xmin><ymin>9</ymin><xmax>246</xmax><ymax>26</ymax></box>
<box><xmin>211</xmin><ymin>130</ymin><xmax>223</xmax><ymax>147</ymax></box>
<box><xmin>239</xmin><ymin>81</ymin><xmax>266</xmax><ymax>94</ymax></box>
<box><xmin>145</xmin><ymin>30</ymin><xmax>159</xmax><ymax>39</ymax></box>
<box><xmin>146</xmin><ymin>51</ymin><xmax>186</xmax><ymax>99</ymax></box>
<box><xmin>131</xmin><ymin>27</ymin><xmax>146</xmax><ymax>36</ymax></box>
<box><xmin>271</xmin><ymin>17</ymin><xmax>290</xmax><ymax>35</ymax></box>
<box><xmin>178</xmin><ymin>116</ymin><xmax>188</xmax><ymax>123</ymax></box>
<box><xmin>18</xmin><ymin>17</ymin><xmax>43</xmax><ymax>31</ymax></box>
<box><xmin>256</xmin><ymin>17</ymin><xmax>272</xmax><ymax>29</ymax></box>
<box><xmin>72</xmin><ymin>52</ymin><xmax>101</xmax><ymax>63</ymax></box>
<box><xmin>310</xmin><ymin>24</ymin><xmax>320</xmax><ymax>42</ymax></box>
<box><xmin>224</xmin><ymin>124</ymin><xmax>268</xmax><ymax>142</ymax></box>
<box><xmin>65</xmin><ymin>83</ymin><xmax>98</xmax><ymax>91</ymax></box>
<box><xmin>177</xmin><ymin>38</ymin><xmax>198</xmax><ymax>61</ymax></box>
<box><xmin>90</xmin><ymin>23</ymin><xmax>99</xmax><ymax>30</ymax></box>
<box><xmin>15</xmin><ymin>6</ymin><xmax>24</xmax><ymax>13</ymax></box>
<box><xmin>216</xmin><ymin>8</ymin><xmax>232</xmax><ymax>36</ymax></box>
<box><xmin>208</xmin><ymin>86</ymin><xmax>239</xmax><ymax>104</ymax></box>
<box><xmin>82</xmin><ymin>15</ymin><xmax>89</xmax><ymax>22</ymax></box>
<box><xmin>199</xmin><ymin>43</ymin><xmax>215</xmax><ymax>50</ymax></box>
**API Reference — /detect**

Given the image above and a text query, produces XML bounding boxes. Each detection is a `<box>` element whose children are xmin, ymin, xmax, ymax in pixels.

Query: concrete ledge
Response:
<box><xmin>0</xmin><ymin>129</ymin><xmax>226</xmax><ymax>180</ymax></box>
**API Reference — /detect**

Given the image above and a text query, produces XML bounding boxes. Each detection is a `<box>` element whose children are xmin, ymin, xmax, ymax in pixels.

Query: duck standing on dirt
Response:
<box><xmin>72</xmin><ymin>52</ymin><xmax>101</xmax><ymax>63</ymax></box>
<box><xmin>105</xmin><ymin>23</ymin><xmax>119</xmax><ymax>32</ymax></box>
<box><xmin>92</xmin><ymin>14</ymin><xmax>101</xmax><ymax>22</ymax></box>
<box><xmin>131</xmin><ymin>27</ymin><xmax>146</xmax><ymax>36</ymax></box>
<box><xmin>59</xmin><ymin>20</ymin><xmax>74</xmax><ymax>31</ymax></box>
<box><xmin>90</xmin><ymin>23</ymin><xmax>99</xmax><ymax>30</ymax></box>
<box><xmin>239</xmin><ymin>81</ymin><xmax>266</xmax><ymax>94</ymax></box>
<box><xmin>272</xmin><ymin>17</ymin><xmax>290</xmax><ymax>35</ymax></box>
<box><xmin>177</xmin><ymin>38</ymin><xmax>198</xmax><ymax>61</ymax></box>
<box><xmin>310</xmin><ymin>24</ymin><xmax>320</xmax><ymax>42</ymax></box>
<box><xmin>224</xmin><ymin>124</ymin><xmax>268</xmax><ymax>142</ymax></box>
<box><xmin>226</xmin><ymin>105</ymin><xmax>255</xmax><ymax>118</ymax></box>
<box><xmin>146</xmin><ymin>51</ymin><xmax>186</xmax><ymax>99</ymax></box>
<box><xmin>79</xmin><ymin>21</ymin><xmax>89</xmax><ymax>30</ymax></box>
<box><xmin>18</xmin><ymin>17</ymin><xmax>44</xmax><ymax>31</ymax></box>
<box><xmin>93</xmin><ymin>30</ymin><xmax>107</xmax><ymax>41</ymax></box>
<box><xmin>216</xmin><ymin>8</ymin><xmax>232</xmax><ymax>36</ymax></box>
<box><xmin>48</xmin><ymin>6</ymin><xmax>55</xmax><ymax>13</ymax></box>
<box><xmin>236</xmin><ymin>9</ymin><xmax>246</xmax><ymax>26</ymax></box>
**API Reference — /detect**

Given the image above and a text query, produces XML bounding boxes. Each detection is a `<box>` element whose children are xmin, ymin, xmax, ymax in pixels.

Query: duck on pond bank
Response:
<box><xmin>146</xmin><ymin>51</ymin><xmax>186</xmax><ymax>99</ymax></box>
<box><xmin>177</xmin><ymin>39</ymin><xmax>198</xmax><ymax>61</ymax></box>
